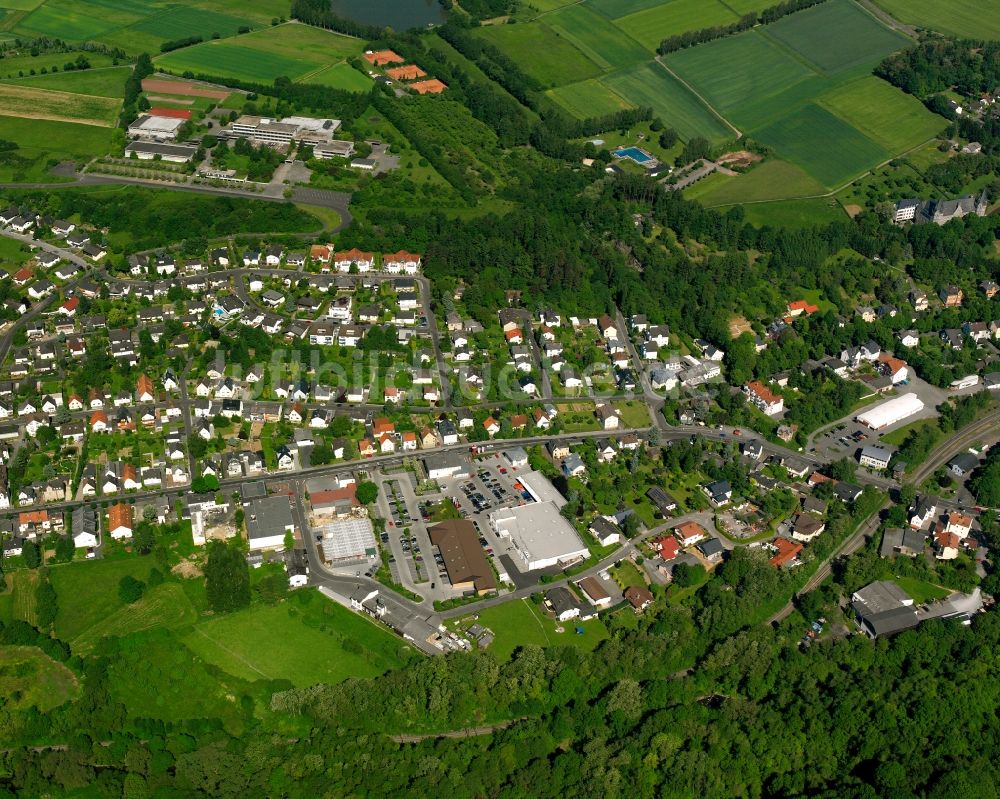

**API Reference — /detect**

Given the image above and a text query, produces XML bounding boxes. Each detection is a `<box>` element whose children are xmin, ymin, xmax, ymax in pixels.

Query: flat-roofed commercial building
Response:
<box><xmin>229</xmin><ymin>115</ymin><xmax>342</xmax><ymax>147</ymax></box>
<box><xmin>429</xmin><ymin>519</ymin><xmax>496</xmax><ymax>595</ymax></box>
<box><xmin>125</xmin><ymin>140</ymin><xmax>198</xmax><ymax>163</ymax></box>
<box><xmin>127</xmin><ymin>114</ymin><xmax>185</xmax><ymax>141</ymax></box>
<box><xmin>489</xmin><ymin>502</ymin><xmax>588</xmax><ymax>571</ymax></box>
<box><xmin>855</xmin><ymin>393</ymin><xmax>924</xmax><ymax>430</ymax></box>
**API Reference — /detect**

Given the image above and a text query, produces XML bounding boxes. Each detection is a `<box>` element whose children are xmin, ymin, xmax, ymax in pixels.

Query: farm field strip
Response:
<box><xmin>872</xmin><ymin>0</ymin><xmax>1000</xmax><ymax>40</ymax></box>
<box><xmin>614</xmin><ymin>0</ymin><xmax>738</xmax><ymax>52</ymax></box>
<box><xmin>0</xmin><ymin>80</ymin><xmax>119</xmax><ymax>125</ymax></box>
<box><xmin>543</xmin><ymin>3</ymin><xmax>648</xmax><ymax>71</ymax></box>
<box><xmin>546</xmin><ymin>77</ymin><xmax>636</xmax><ymax>119</ymax></box>
<box><xmin>474</xmin><ymin>20</ymin><xmax>603</xmax><ymax>88</ymax></box>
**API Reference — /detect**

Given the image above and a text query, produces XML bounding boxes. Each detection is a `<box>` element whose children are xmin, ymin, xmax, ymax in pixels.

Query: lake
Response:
<box><xmin>329</xmin><ymin>0</ymin><xmax>446</xmax><ymax>30</ymax></box>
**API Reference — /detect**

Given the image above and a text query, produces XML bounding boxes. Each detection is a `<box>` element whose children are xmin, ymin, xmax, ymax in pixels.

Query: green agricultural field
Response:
<box><xmin>223</xmin><ymin>21</ymin><xmax>361</xmax><ymax>63</ymax></box>
<box><xmin>585</xmin><ymin>0</ymin><xmax>666</xmax><ymax>19</ymax></box>
<box><xmin>873</xmin><ymin>0</ymin><xmax>1000</xmax><ymax>40</ymax></box>
<box><xmin>304</xmin><ymin>61</ymin><xmax>372</xmax><ymax>92</ymax></box>
<box><xmin>182</xmin><ymin>591</ymin><xmax>408</xmax><ymax>687</ymax></box>
<box><xmin>692</xmin><ymin>158</ymin><xmax>826</xmax><ymax>204</ymax></box>
<box><xmin>755</xmin><ymin>103</ymin><xmax>888</xmax><ymax>188</ymax></box>
<box><xmin>49</xmin><ymin>557</ymin><xmax>162</xmax><ymax>642</ymax></box>
<box><xmin>543</xmin><ymin>4</ymin><xmax>648</xmax><ymax>71</ymax></box>
<box><xmin>102</xmin><ymin>6</ymin><xmax>254</xmax><ymax>53</ymax></box>
<box><xmin>818</xmin><ymin>75</ymin><xmax>944</xmax><ymax>152</ymax></box>
<box><xmin>523</xmin><ymin>0</ymin><xmax>578</xmax><ymax>12</ymax></box>
<box><xmin>157</xmin><ymin>42</ymin><xmax>318</xmax><ymax>82</ymax></box>
<box><xmin>0</xmin><ymin>115</ymin><xmax>113</xmax><ymax>180</ymax></box>
<box><xmin>0</xmin><ymin>0</ymin><xmax>44</xmax><ymax>9</ymax></box>
<box><xmin>0</xmin><ymin>645</ymin><xmax>78</xmax><ymax>711</ymax></box>
<box><xmin>614</xmin><ymin>0</ymin><xmax>737</xmax><ymax>51</ymax></box>
<box><xmin>13</xmin><ymin>0</ymin><xmax>139</xmax><ymax>41</ymax></box>
<box><xmin>0</xmin><ymin>49</ymin><xmax>115</xmax><ymax>78</ymax></box>
<box><xmin>763</xmin><ymin>0</ymin><xmax>909</xmax><ymax>75</ymax></box>
<box><xmin>547</xmin><ymin>78</ymin><xmax>635</xmax><ymax>119</ymax></box>
<box><xmin>664</xmin><ymin>30</ymin><xmax>814</xmax><ymax>121</ymax></box>
<box><xmin>603</xmin><ymin>61</ymin><xmax>732</xmax><ymax>142</ymax></box>
<box><xmin>474</xmin><ymin>21</ymin><xmax>602</xmax><ymax>88</ymax></box>
<box><xmin>2</xmin><ymin>65</ymin><xmax>130</xmax><ymax>97</ymax></box>
<box><xmin>0</xmin><ymin>81</ymin><xmax>119</xmax><ymax>125</ymax></box>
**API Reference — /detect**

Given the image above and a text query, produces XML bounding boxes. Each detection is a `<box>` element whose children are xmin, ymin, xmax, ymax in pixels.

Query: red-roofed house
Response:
<box><xmin>383</xmin><ymin>250</ymin><xmax>421</xmax><ymax>274</ymax></box>
<box><xmin>59</xmin><ymin>297</ymin><xmax>79</xmax><ymax>316</ymax></box>
<box><xmin>946</xmin><ymin>512</ymin><xmax>973</xmax><ymax>537</ymax></box>
<box><xmin>786</xmin><ymin>299</ymin><xmax>819</xmax><ymax>317</ymax></box>
<box><xmin>372</xmin><ymin>416</ymin><xmax>395</xmax><ymax>437</ymax></box>
<box><xmin>334</xmin><ymin>248</ymin><xmax>374</xmax><ymax>272</ymax></box>
<box><xmin>769</xmin><ymin>537</ymin><xmax>803</xmax><ymax>568</ymax></box>
<box><xmin>744</xmin><ymin>380</ymin><xmax>784</xmax><ymax>416</ymax></box>
<box><xmin>653</xmin><ymin>536</ymin><xmax>680</xmax><ymax>561</ymax></box>
<box><xmin>674</xmin><ymin>521</ymin><xmax>707</xmax><ymax>546</ymax></box>
<box><xmin>877</xmin><ymin>353</ymin><xmax>909</xmax><ymax>384</ymax></box>
<box><xmin>309</xmin><ymin>244</ymin><xmax>331</xmax><ymax>264</ymax></box>
<box><xmin>934</xmin><ymin>530</ymin><xmax>961</xmax><ymax>560</ymax></box>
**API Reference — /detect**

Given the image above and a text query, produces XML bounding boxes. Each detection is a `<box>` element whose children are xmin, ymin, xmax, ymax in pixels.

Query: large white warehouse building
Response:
<box><xmin>855</xmin><ymin>393</ymin><xmax>925</xmax><ymax>430</ymax></box>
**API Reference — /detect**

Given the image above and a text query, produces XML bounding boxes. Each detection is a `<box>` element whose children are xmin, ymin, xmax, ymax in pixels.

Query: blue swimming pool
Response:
<box><xmin>613</xmin><ymin>146</ymin><xmax>653</xmax><ymax>164</ymax></box>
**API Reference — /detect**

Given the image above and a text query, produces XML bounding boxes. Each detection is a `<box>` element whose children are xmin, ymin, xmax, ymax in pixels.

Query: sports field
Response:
<box><xmin>873</xmin><ymin>0</ymin><xmax>1000</xmax><ymax>40</ymax></box>
<box><xmin>615</xmin><ymin>0</ymin><xmax>738</xmax><ymax>51</ymax></box>
<box><xmin>474</xmin><ymin>21</ymin><xmax>602</xmax><ymax>88</ymax></box>
<box><xmin>543</xmin><ymin>4</ymin><xmax>648</xmax><ymax>70</ymax></box>
<box><xmin>603</xmin><ymin>61</ymin><xmax>732</xmax><ymax>142</ymax></box>
<box><xmin>547</xmin><ymin>78</ymin><xmax>635</xmax><ymax>119</ymax></box>
<box><xmin>156</xmin><ymin>22</ymin><xmax>364</xmax><ymax>84</ymax></box>
<box><xmin>763</xmin><ymin>0</ymin><xmax>908</xmax><ymax>74</ymax></box>
<box><xmin>182</xmin><ymin>593</ymin><xmax>408</xmax><ymax>687</ymax></box>
<box><xmin>0</xmin><ymin>81</ymin><xmax>119</xmax><ymax>125</ymax></box>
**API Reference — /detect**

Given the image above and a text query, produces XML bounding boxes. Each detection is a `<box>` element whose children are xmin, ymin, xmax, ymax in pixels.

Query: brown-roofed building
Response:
<box><xmin>364</xmin><ymin>49</ymin><xmax>404</xmax><ymax>66</ymax></box>
<box><xmin>578</xmin><ymin>576</ymin><xmax>612</xmax><ymax>608</ymax></box>
<box><xmin>411</xmin><ymin>78</ymin><xmax>447</xmax><ymax>95</ymax></box>
<box><xmin>386</xmin><ymin>64</ymin><xmax>426</xmax><ymax>81</ymax></box>
<box><xmin>108</xmin><ymin>502</ymin><xmax>133</xmax><ymax>540</ymax></box>
<box><xmin>429</xmin><ymin>519</ymin><xmax>496</xmax><ymax>595</ymax></box>
<box><xmin>769</xmin><ymin>537</ymin><xmax>802</xmax><ymax>568</ymax></box>
<box><xmin>623</xmin><ymin>585</ymin><xmax>654</xmax><ymax>612</ymax></box>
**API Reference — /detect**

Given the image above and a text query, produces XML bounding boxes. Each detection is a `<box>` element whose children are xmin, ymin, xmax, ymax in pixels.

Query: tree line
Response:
<box><xmin>657</xmin><ymin>0</ymin><xmax>828</xmax><ymax>54</ymax></box>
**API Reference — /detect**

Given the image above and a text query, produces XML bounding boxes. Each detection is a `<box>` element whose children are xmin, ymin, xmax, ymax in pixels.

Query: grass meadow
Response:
<box><xmin>1</xmin><ymin>65</ymin><xmax>130</xmax><ymax>97</ymax></box>
<box><xmin>474</xmin><ymin>21</ymin><xmax>602</xmax><ymax>88</ymax></box>
<box><xmin>542</xmin><ymin>4</ymin><xmax>648</xmax><ymax>70</ymax></box>
<box><xmin>872</xmin><ymin>0</ymin><xmax>1000</xmax><ymax>40</ymax></box>
<box><xmin>0</xmin><ymin>81</ymin><xmax>119</xmax><ymax>125</ymax></box>
<box><xmin>0</xmin><ymin>645</ymin><xmax>79</xmax><ymax>711</ymax></box>
<box><xmin>547</xmin><ymin>78</ymin><xmax>635</xmax><ymax>118</ymax></box>
<box><xmin>0</xmin><ymin>115</ymin><xmax>113</xmax><ymax>180</ymax></box>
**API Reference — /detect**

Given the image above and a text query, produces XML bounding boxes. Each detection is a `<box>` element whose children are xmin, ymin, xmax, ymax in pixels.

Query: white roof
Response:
<box><xmin>130</xmin><ymin>115</ymin><xmax>184</xmax><ymax>134</ymax></box>
<box><xmin>489</xmin><ymin>502</ymin><xmax>587</xmax><ymax>565</ymax></box>
<box><xmin>319</xmin><ymin>516</ymin><xmax>376</xmax><ymax>561</ymax></box>
<box><xmin>855</xmin><ymin>393</ymin><xmax>924</xmax><ymax>430</ymax></box>
<box><xmin>518</xmin><ymin>470</ymin><xmax>567</xmax><ymax>508</ymax></box>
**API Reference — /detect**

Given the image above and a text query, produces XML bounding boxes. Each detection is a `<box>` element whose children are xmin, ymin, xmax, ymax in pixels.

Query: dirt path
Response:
<box><xmin>390</xmin><ymin>719</ymin><xmax>522</xmax><ymax>743</ymax></box>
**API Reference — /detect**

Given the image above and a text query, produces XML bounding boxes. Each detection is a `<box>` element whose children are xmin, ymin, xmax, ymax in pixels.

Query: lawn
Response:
<box><xmin>547</xmin><ymin>78</ymin><xmax>635</xmax><ymax>119</ymax></box>
<box><xmin>0</xmin><ymin>645</ymin><xmax>79</xmax><ymax>711</ymax></box>
<box><xmin>157</xmin><ymin>41</ymin><xmax>318</xmax><ymax>83</ymax></box>
<box><xmin>181</xmin><ymin>590</ymin><xmax>409</xmax><ymax>687</ymax></box>
<box><xmin>461</xmin><ymin>596</ymin><xmax>609</xmax><ymax>661</ymax></box>
<box><xmin>872</xmin><ymin>0</ymin><xmax>1000</xmax><ymax>40</ymax></box>
<box><xmin>614</xmin><ymin>399</ymin><xmax>651</xmax><ymax>428</ymax></box>
<box><xmin>692</xmin><ymin>159</ymin><xmax>826</xmax><ymax>204</ymax></box>
<box><xmin>763</xmin><ymin>0</ymin><xmax>909</xmax><ymax>75</ymax></box>
<box><xmin>303</xmin><ymin>62</ymin><xmax>372</xmax><ymax>92</ymax></box>
<box><xmin>0</xmin><ymin>80</ymin><xmax>119</xmax><ymax>125</ymax></box>
<box><xmin>48</xmin><ymin>556</ymin><xmax>163</xmax><ymax>642</ymax></box>
<box><xmin>602</xmin><ymin>61</ymin><xmax>732</xmax><ymax>143</ymax></box>
<box><xmin>474</xmin><ymin>20</ymin><xmax>602</xmax><ymax>88</ymax></box>
<box><xmin>753</xmin><ymin>103</ymin><xmax>888</xmax><ymax>189</ymax></box>
<box><xmin>611</xmin><ymin>560</ymin><xmax>646</xmax><ymax>590</ymax></box>
<box><xmin>880</xmin><ymin>417</ymin><xmax>940</xmax><ymax>446</ymax></box>
<box><xmin>2</xmin><ymin>64</ymin><xmax>130</xmax><ymax>97</ymax></box>
<box><xmin>817</xmin><ymin>75</ymin><xmax>944</xmax><ymax>152</ymax></box>
<box><xmin>894</xmin><ymin>576</ymin><xmax>949</xmax><ymax>604</ymax></box>
<box><xmin>543</xmin><ymin>4</ymin><xmax>648</xmax><ymax>70</ymax></box>
<box><xmin>614</xmin><ymin>0</ymin><xmax>738</xmax><ymax>52</ymax></box>
<box><xmin>732</xmin><ymin>198</ymin><xmax>848</xmax><ymax>228</ymax></box>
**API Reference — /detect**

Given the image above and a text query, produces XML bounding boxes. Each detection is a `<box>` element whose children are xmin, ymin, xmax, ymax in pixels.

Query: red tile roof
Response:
<box><xmin>411</xmin><ymin>78</ymin><xmax>447</xmax><ymax>95</ymax></box>
<box><xmin>769</xmin><ymin>537</ymin><xmax>802</xmax><ymax>567</ymax></box>
<box><xmin>149</xmin><ymin>107</ymin><xmax>192</xmax><ymax>120</ymax></box>
<box><xmin>364</xmin><ymin>49</ymin><xmax>404</xmax><ymax>66</ymax></box>
<box><xmin>386</xmin><ymin>64</ymin><xmax>426</xmax><ymax>81</ymax></box>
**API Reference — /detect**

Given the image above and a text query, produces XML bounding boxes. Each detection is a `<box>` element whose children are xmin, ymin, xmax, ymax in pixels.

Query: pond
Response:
<box><xmin>329</xmin><ymin>0</ymin><xmax>447</xmax><ymax>30</ymax></box>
